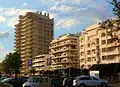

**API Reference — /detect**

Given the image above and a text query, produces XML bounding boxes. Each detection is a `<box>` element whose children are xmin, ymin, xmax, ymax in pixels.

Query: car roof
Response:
<box><xmin>75</xmin><ymin>75</ymin><xmax>90</xmax><ymax>78</ymax></box>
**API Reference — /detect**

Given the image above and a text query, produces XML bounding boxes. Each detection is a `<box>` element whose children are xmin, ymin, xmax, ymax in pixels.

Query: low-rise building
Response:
<box><xmin>49</xmin><ymin>34</ymin><xmax>80</xmax><ymax>70</ymax></box>
<box><xmin>33</xmin><ymin>54</ymin><xmax>52</xmax><ymax>75</ymax></box>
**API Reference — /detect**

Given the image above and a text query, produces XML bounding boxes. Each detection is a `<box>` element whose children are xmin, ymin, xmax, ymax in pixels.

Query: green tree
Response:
<box><xmin>0</xmin><ymin>62</ymin><xmax>4</xmax><ymax>72</ymax></box>
<box><xmin>99</xmin><ymin>0</ymin><xmax>120</xmax><ymax>43</ymax></box>
<box><xmin>2</xmin><ymin>50</ymin><xmax>21</xmax><ymax>76</ymax></box>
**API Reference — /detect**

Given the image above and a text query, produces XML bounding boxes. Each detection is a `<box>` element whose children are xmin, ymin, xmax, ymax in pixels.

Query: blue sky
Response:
<box><xmin>0</xmin><ymin>0</ymin><xmax>114</xmax><ymax>61</ymax></box>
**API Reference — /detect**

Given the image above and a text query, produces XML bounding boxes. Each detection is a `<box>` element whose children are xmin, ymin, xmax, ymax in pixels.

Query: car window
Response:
<box><xmin>28</xmin><ymin>77</ymin><xmax>39</xmax><ymax>82</ymax></box>
<box><xmin>39</xmin><ymin>78</ymin><xmax>44</xmax><ymax>83</ymax></box>
<box><xmin>91</xmin><ymin>77</ymin><xmax>98</xmax><ymax>80</ymax></box>
<box><xmin>1</xmin><ymin>78</ymin><xmax>13</xmax><ymax>83</ymax></box>
<box><xmin>80</xmin><ymin>77</ymin><xmax>91</xmax><ymax>80</ymax></box>
<box><xmin>44</xmin><ymin>78</ymin><xmax>49</xmax><ymax>83</ymax></box>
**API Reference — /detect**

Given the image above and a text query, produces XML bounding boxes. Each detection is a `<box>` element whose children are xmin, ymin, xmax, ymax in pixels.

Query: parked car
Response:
<box><xmin>0</xmin><ymin>83</ymin><xmax>13</xmax><ymax>87</ymax></box>
<box><xmin>73</xmin><ymin>75</ymin><xmax>108</xmax><ymax>87</ymax></box>
<box><xmin>23</xmin><ymin>76</ymin><xmax>51</xmax><ymax>87</ymax></box>
<box><xmin>0</xmin><ymin>77</ymin><xmax>27</xmax><ymax>87</ymax></box>
<box><xmin>63</xmin><ymin>77</ymin><xmax>74</xmax><ymax>87</ymax></box>
<box><xmin>51</xmin><ymin>77</ymin><xmax>63</xmax><ymax>87</ymax></box>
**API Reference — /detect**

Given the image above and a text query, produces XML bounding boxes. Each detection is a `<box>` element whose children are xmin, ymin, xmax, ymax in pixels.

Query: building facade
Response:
<box><xmin>33</xmin><ymin>54</ymin><xmax>52</xmax><ymax>75</ymax></box>
<box><xmin>14</xmin><ymin>12</ymin><xmax>54</xmax><ymax>75</ymax></box>
<box><xmin>79</xmin><ymin>24</ymin><xmax>120</xmax><ymax>69</ymax></box>
<box><xmin>49</xmin><ymin>34</ymin><xmax>80</xmax><ymax>70</ymax></box>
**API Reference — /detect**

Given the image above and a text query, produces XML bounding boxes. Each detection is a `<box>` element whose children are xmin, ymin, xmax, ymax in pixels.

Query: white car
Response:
<box><xmin>22</xmin><ymin>76</ymin><xmax>51</xmax><ymax>87</ymax></box>
<box><xmin>73</xmin><ymin>75</ymin><xmax>108</xmax><ymax>87</ymax></box>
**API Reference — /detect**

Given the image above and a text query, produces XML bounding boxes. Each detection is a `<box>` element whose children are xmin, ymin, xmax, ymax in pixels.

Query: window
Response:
<box><xmin>92</xmin><ymin>57</ymin><xmax>96</xmax><ymax>61</ymax></box>
<box><xmin>87</xmin><ymin>57</ymin><xmax>91</xmax><ymax>62</ymax></box>
<box><xmin>81</xmin><ymin>59</ymin><xmax>84</xmax><ymax>62</ymax></box>
<box><xmin>92</xmin><ymin>42</ymin><xmax>95</xmax><ymax>47</ymax></box>
<box><xmin>81</xmin><ymin>52</ymin><xmax>84</xmax><ymax>56</ymax></box>
<box><xmin>101</xmin><ymin>40</ymin><xmax>106</xmax><ymax>45</ymax></box>
<box><xmin>92</xmin><ymin>50</ymin><xmax>96</xmax><ymax>54</ymax></box>
<box><xmin>108</xmin><ymin>32</ymin><xmax>112</xmax><ymax>36</ymax></box>
<box><xmin>101</xmin><ymin>33</ymin><xmax>105</xmax><ymax>37</ymax></box>
<box><xmin>87</xmin><ymin>50</ymin><xmax>91</xmax><ymax>55</ymax></box>
<box><xmin>80</xmin><ymin>77</ymin><xmax>91</xmax><ymax>80</ymax></box>
<box><xmin>107</xmin><ymin>47</ymin><xmax>114</xmax><ymax>52</ymax></box>
<box><xmin>88</xmin><ymin>43</ymin><xmax>90</xmax><ymax>47</ymax></box>
<box><xmin>91</xmin><ymin>77</ymin><xmax>98</xmax><ymax>80</ymax></box>
<box><xmin>107</xmin><ymin>39</ymin><xmax>113</xmax><ymax>44</ymax></box>
<box><xmin>81</xmin><ymin>45</ymin><xmax>84</xmax><ymax>49</ymax></box>
<box><xmin>71</xmin><ymin>45</ymin><xmax>76</xmax><ymax>49</ymax></box>
<box><xmin>102</xmin><ymin>48</ymin><xmax>106</xmax><ymax>52</ymax></box>
<box><xmin>102</xmin><ymin>56</ymin><xmax>106</xmax><ymax>60</ymax></box>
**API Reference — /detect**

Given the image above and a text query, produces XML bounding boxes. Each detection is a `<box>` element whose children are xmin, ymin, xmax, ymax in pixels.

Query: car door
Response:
<box><xmin>79</xmin><ymin>76</ymin><xmax>92</xmax><ymax>86</ymax></box>
<box><xmin>90</xmin><ymin>76</ymin><xmax>100</xmax><ymax>86</ymax></box>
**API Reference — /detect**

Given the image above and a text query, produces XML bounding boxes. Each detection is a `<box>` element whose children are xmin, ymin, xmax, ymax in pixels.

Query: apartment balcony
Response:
<box><xmin>27</xmin><ymin>49</ymin><xmax>32</xmax><ymax>53</ymax></box>
<box><xmin>52</xmin><ymin>61</ymin><xmax>78</xmax><ymax>65</ymax></box>
<box><xmin>21</xmin><ymin>36</ymin><xmax>26</xmax><ymax>39</ymax></box>
<box><xmin>91</xmin><ymin>54</ymin><xmax>97</xmax><ymax>57</ymax></box>
<box><xmin>32</xmin><ymin>64</ymin><xmax>44</xmax><ymax>67</ymax></box>
<box><xmin>51</xmin><ymin>48</ymin><xmax>77</xmax><ymax>54</ymax></box>
<box><xmin>21</xmin><ymin>32</ymin><xmax>26</xmax><ymax>36</ymax></box>
<box><xmin>21</xmin><ymin>28</ymin><xmax>26</xmax><ymax>32</ymax></box>
<box><xmin>107</xmin><ymin>43</ymin><xmax>116</xmax><ymax>47</ymax></box>
<box><xmin>33</xmin><ymin>59</ymin><xmax>44</xmax><ymax>63</ymax></box>
<box><xmin>52</xmin><ymin>54</ymin><xmax>77</xmax><ymax>59</ymax></box>
<box><xmin>21</xmin><ymin>39</ymin><xmax>26</xmax><ymax>43</ymax></box>
<box><xmin>86</xmin><ymin>54</ymin><xmax>92</xmax><ymax>58</ymax></box>
<box><xmin>21</xmin><ymin>51</ymin><xmax>26</xmax><ymax>54</ymax></box>
<box><xmin>101</xmin><ymin>37</ymin><xmax>106</xmax><ymax>40</ymax></box>
<box><xmin>101</xmin><ymin>57</ymin><xmax>119</xmax><ymax>64</ymax></box>
<box><xmin>101</xmin><ymin>50</ymin><xmax>119</xmax><ymax>56</ymax></box>
<box><xmin>101</xmin><ymin>44</ymin><xmax>107</xmax><ymax>48</ymax></box>
<box><xmin>87</xmin><ymin>47</ymin><xmax>91</xmax><ymax>51</ymax></box>
<box><xmin>22</xmin><ymin>23</ymin><xmax>32</xmax><ymax>29</ymax></box>
<box><xmin>50</xmin><ymin>42</ymin><xmax>77</xmax><ymax>49</ymax></box>
<box><xmin>21</xmin><ymin>54</ymin><xmax>26</xmax><ymax>57</ymax></box>
<box><xmin>14</xmin><ymin>32</ymin><xmax>21</xmax><ymax>36</ymax></box>
<box><xmin>21</xmin><ymin>47</ymin><xmax>26</xmax><ymax>51</ymax></box>
<box><xmin>21</xmin><ymin>43</ymin><xmax>27</xmax><ymax>47</ymax></box>
<box><xmin>86</xmin><ymin>62</ymin><xmax>92</xmax><ymax>65</ymax></box>
<box><xmin>91</xmin><ymin>46</ymin><xmax>96</xmax><ymax>50</ymax></box>
<box><xmin>80</xmin><ymin>49</ymin><xmax>85</xmax><ymax>52</ymax></box>
<box><xmin>107</xmin><ymin>51</ymin><xmax>119</xmax><ymax>55</ymax></box>
<box><xmin>107</xmin><ymin>35</ymin><xmax>112</xmax><ymax>39</ymax></box>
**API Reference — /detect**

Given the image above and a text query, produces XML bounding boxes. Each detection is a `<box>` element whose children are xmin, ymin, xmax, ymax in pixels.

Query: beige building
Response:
<box><xmin>79</xmin><ymin>24</ymin><xmax>120</xmax><ymax>69</ymax></box>
<box><xmin>14</xmin><ymin>12</ymin><xmax>54</xmax><ymax>75</ymax></box>
<box><xmin>49</xmin><ymin>34</ymin><xmax>80</xmax><ymax>70</ymax></box>
<box><xmin>33</xmin><ymin>54</ymin><xmax>52</xmax><ymax>75</ymax></box>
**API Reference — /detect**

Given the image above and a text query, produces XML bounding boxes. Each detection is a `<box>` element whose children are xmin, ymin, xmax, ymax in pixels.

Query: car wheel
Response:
<box><xmin>51</xmin><ymin>84</ymin><xmax>55</xmax><ymax>87</ymax></box>
<box><xmin>100</xmin><ymin>82</ymin><xmax>107</xmax><ymax>87</ymax></box>
<box><xmin>79</xmin><ymin>83</ymin><xmax>85</xmax><ymax>87</ymax></box>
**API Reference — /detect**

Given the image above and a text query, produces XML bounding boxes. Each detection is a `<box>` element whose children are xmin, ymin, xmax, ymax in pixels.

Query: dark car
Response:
<box><xmin>63</xmin><ymin>77</ymin><xmax>74</xmax><ymax>87</ymax></box>
<box><xmin>51</xmin><ymin>78</ymin><xmax>62</xmax><ymax>87</ymax></box>
<box><xmin>0</xmin><ymin>77</ymin><xmax>28</xmax><ymax>87</ymax></box>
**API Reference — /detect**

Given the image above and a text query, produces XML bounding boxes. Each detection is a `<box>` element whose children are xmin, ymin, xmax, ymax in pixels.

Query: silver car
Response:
<box><xmin>73</xmin><ymin>75</ymin><xmax>108</xmax><ymax>87</ymax></box>
<box><xmin>22</xmin><ymin>76</ymin><xmax>51</xmax><ymax>87</ymax></box>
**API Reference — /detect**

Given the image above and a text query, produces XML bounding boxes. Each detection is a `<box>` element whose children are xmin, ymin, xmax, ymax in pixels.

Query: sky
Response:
<box><xmin>0</xmin><ymin>0</ymin><xmax>114</xmax><ymax>61</ymax></box>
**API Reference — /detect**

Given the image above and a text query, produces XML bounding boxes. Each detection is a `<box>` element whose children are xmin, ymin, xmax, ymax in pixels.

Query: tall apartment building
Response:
<box><xmin>49</xmin><ymin>34</ymin><xmax>80</xmax><ymax>70</ymax></box>
<box><xmin>14</xmin><ymin>12</ymin><xmax>54</xmax><ymax>75</ymax></box>
<box><xmin>79</xmin><ymin>24</ymin><xmax>120</xmax><ymax>69</ymax></box>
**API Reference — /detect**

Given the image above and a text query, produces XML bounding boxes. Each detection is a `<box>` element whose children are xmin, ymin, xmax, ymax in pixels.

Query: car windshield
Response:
<box><xmin>28</xmin><ymin>77</ymin><xmax>39</xmax><ymax>83</ymax></box>
<box><xmin>1</xmin><ymin>78</ymin><xmax>13</xmax><ymax>83</ymax></box>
